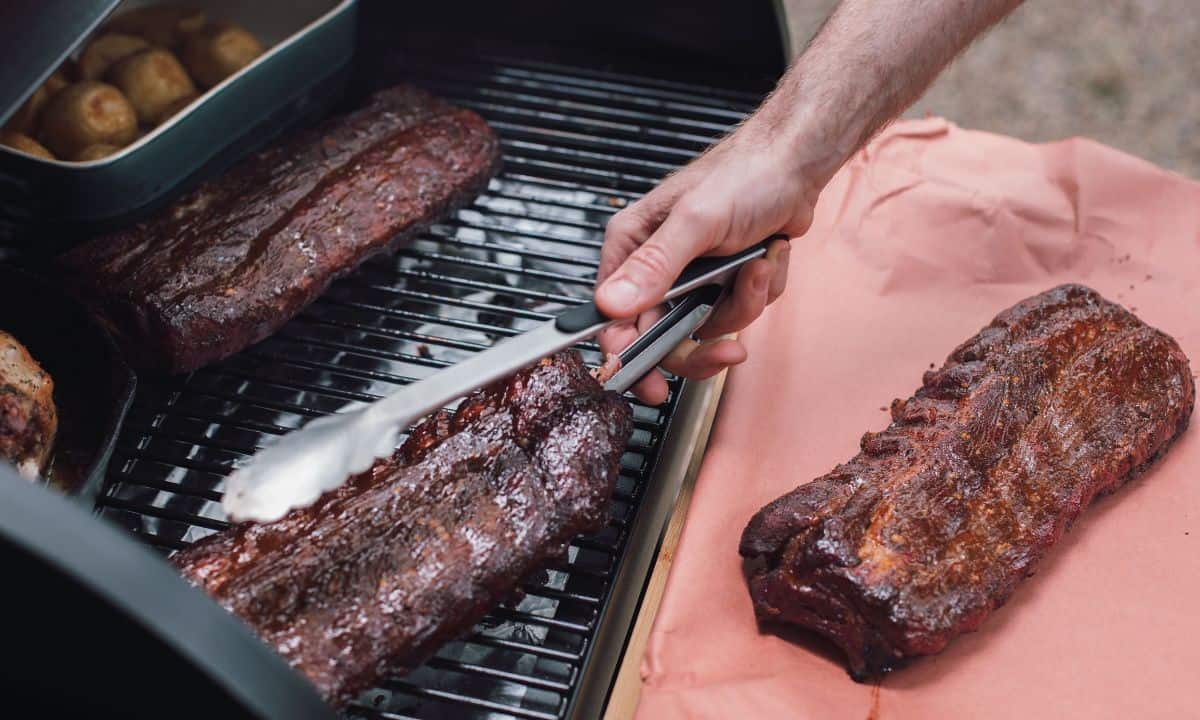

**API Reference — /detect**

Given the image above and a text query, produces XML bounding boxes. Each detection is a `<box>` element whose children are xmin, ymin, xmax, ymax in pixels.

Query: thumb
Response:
<box><xmin>594</xmin><ymin>203</ymin><xmax>716</xmax><ymax>318</ymax></box>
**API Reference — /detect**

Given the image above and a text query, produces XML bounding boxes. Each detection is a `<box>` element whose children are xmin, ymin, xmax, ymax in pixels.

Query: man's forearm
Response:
<box><xmin>759</xmin><ymin>0</ymin><xmax>1024</xmax><ymax>189</ymax></box>
<box><xmin>592</xmin><ymin>0</ymin><xmax>1023</xmax><ymax>396</ymax></box>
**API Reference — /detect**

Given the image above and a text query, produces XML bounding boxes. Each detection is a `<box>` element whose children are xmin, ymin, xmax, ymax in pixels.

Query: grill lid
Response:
<box><xmin>0</xmin><ymin>462</ymin><xmax>334</xmax><ymax>719</ymax></box>
<box><xmin>0</xmin><ymin>0</ymin><xmax>119</xmax><ymax>127</ymax></box>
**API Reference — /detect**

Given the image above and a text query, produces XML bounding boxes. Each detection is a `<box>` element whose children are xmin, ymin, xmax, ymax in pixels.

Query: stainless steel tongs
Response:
<box><xmin>222</xmin><ymin>235</ymin><xmax>784</xmax><ymax>522</ymax></box>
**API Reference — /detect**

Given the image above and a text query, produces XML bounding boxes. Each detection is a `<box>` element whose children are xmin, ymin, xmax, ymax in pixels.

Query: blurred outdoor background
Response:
<box><xmin>783</xmin><ymin>0</ymin><xmax>1200</xmax><ymax>178</ymax></box>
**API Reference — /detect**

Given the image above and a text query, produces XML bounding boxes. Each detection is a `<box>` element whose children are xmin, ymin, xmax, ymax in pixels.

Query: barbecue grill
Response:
<box><xmin>0</xmin><ymin>2</ymin><xmax>787</xmax><ymax>717</ymax></box>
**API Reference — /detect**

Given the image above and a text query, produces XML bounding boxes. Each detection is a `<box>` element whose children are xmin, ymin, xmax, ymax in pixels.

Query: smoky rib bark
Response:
<box><xmin>740</xmin><ymin>285</ymin><xmax>1194</xmax><ymax>678</ymax></box>
<box><xmin>60</xmin><ymin>85</ymin><xmax>501</xmax><ymax>374</ymax></box>
<box><xmin>173</xmin><ymin>351</ymin><xmax>632</xmax><ymax>705</ymax></box>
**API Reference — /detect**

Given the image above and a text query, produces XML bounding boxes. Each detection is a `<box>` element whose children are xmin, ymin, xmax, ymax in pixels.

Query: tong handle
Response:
<box><xmin>555</xmin><ymin>234</ymin><xmax>784</xmax><ymax>333</ymax></box>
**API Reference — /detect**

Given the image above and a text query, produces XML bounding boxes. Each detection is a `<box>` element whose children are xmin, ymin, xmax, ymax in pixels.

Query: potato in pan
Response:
<box><xmin>106</xmin><ymin>48</ymin><xmax>197</xmax><ymax>125</ymax></box>
<box><xmin>104</xmin><ymin>5</ymin><xmax>208</xmax><ymax>48</ymax></box>
<box><xmin>1</xmin><ymin>4</ymin><xmax>267</xmax><ymax>162</ymax></box>
<box><xmin>180</xmin><ymin>23</ymin><xmax>265</xmax><ymax>88</ymax></box>
<box><xmin>0</xmin><ymin>0</ymin><xmax>356</xmax><ymax>235</ymax></box>
<box><xmin>37</xmin><ymin>81</ymin><xmax>138</xmax><ymax>160</ymax></box>
<box><xmin>0</xmin><ymin>131</ymin><xmax>54</xmax><ymax>160</ymax></box>
<box><xmin>77</xmin><ymin>33</ymin><xmax>151</xmax><ymax>81</ymax></box>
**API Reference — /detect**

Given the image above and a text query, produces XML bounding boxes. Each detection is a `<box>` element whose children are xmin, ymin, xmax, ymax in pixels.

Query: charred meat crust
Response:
<box><xmin>59</xmin><ymin>85</ymin><xmax>502</xmax><ymax>374</ymax></box>
<box><xmin>0</xmin><ymin>331</ymin><xmax>57</xmax><ymax>479</ymax></box>
<box><xmin>739</xmin><ymin>284</ymin><xmax>1195</xmax><ymax>679</ymax></box>
<box><xmin>171</xmin><ymin>351</ymin><xmax>632</xmax><ymax>706</ymax></box>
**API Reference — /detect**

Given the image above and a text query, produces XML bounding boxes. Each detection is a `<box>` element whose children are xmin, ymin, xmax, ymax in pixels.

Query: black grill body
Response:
<box><xmin>100</xmin><ymin>55</ymin><xmax>762</xmax><ymax>719</ymax></box>
<box><xmin>5</xmin><ymin>4</ymin><xmax>784</xmax><ymax>718</ymax></box>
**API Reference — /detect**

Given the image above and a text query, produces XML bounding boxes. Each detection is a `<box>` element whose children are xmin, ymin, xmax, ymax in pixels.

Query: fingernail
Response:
<box><xmin>600</xmin><ymin>277</ymin><xmax>640</xmax><ymax>312</ymax></box>
<box><xmin>753</xmin><ymin>272</ymin><xmax>769</xmax><ymax>294</ymax></box>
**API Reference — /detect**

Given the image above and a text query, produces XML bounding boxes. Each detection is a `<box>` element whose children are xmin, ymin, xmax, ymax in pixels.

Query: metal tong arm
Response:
<box><xmin>220</xmin><ymin>235</ymin><xmax>784</xmax><ymax>522</ymax></box>
<box><xmin>554</xmin><ymin>234</ymin><xmax>784</xmax><ymax>333</ymax></box>
<box><xmin>603</xmin><ymin>284</ymin><xmax>723</xmax><ymax>392</ymax></box>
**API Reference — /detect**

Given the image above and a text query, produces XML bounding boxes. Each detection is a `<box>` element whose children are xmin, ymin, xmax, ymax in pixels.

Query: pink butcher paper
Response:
<box><xmin>636</xmin><ymin>117</ymin><xmax>1200</xmax><ymax>720</ymax></box>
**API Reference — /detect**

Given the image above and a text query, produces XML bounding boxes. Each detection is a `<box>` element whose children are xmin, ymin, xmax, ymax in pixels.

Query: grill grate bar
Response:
<box><xmin>287</xmin><ymin>314</ymin><xmax>596</xmax><ymax>358</ymax></box>
<box><xmin>487</xmin><ymin>121</ymin><xmax>700</xmax><ymax>165</ymax></box>
<box><xmin>205</xmin><ymin>366</ymin><xmax>383</xmax><ymax>405</ymax></box>
<box><xmin>487</xmin><ymin>607</ymin><xmax>593</xmax><ymax>634</ymax></box>
<box><xmin>432</xmin><ymin>221</ymin><xmax>606</xmax><ymax>258</ymax></box>
<box><xmin>479</xmin><ymin>56</ymin><xmax>763</xmax><ymax>105</ymax></box>
<box><xmin>415</xmin><ymin>73</ymin><xmax>741</xmax><ymax>132</ymax></box>
<box><xmin>336</xmin><ymin>280</ymin><xmax>556</xmax><ymax>322</ymax></box>
<box><xmin>346</xmin><ymin>708</ymin><xmax>420</xmax><ymax>720</ymax></box>
<box><xmin>493</xmin><ymin>173</ymin><xmax>645</xmax><ymax>201</ymax></box>
<box><xmin>421</xmin><ymin>658</ymin><xmax>572</xmax><ymax>694</ymax></box>
<box><xmin>102</xmin><ymin>496</ymin><xmax>228</xmax><ymax>531</ymax></box>
<box><xmin>500</xmin><ymin>139</ymin><xmax>678</xmax><ymax>177</ymax></box>
<box><xmin>393</xmin><ymin>247</ymin><xmax>597</xmax><ymax>287</ymax></box>
<box><xmin>139</xmin><ymin>385</ymin><xmax>325</xmax><ymax>421</ymax></box>
<box><xmin>387</xmin><ymin>266</ymin><xmax>583</xmax><ymax>304</ymax></box>
<box><xmin>497</xmin><ymin>155</ymin><xmax>659</xmax><ymax>193</ymax></box>
<box><xmin>374</xmin><ymin>682</ymin><xmax>559</xmax><ymax>720</ymax></box>
<box><xmin>273</xmin><ymin>330</ymin><xmax>457</xmax><ymax>370</ymax></box>
<box><xmin>433</xmin><ymin>218</ymin><xmax>606</xmax><ymax>253</ymax></box>
<box><xmin>445</xmin><ymin>208</ymin><xmax>609</xmax><ymax>244</ymax></box>
<box><xmin>108</xmin><ymin>470</ymin><xmax>224</xmax><ymax>503</ymax></box>
<box><xmin>286</xmin><ymin>315</ymin><xmax>495</xmax><ymax>354</ymax></box>
<box><xmin>479</xmin><ymin>182</ymin><xmax>626</xmax><ymax>213</ymax></box>
<box><xmin>464</xmin><ymin>636</ymin><xmax>584</xmax><ymax>664</ymax></box>
<box><xmin>494</xmin><ymin>153</ymin><xmax>664</xmax><ymax>187</ymax></box>
<box><xmin>451</xmin><ymin>100</ymin><xmax>719</xmax><ymax>151</ymax></box>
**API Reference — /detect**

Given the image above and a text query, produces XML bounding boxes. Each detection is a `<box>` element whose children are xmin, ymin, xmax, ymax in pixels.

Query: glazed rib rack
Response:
<box><xmin>95</xmin><ymin>56</ymin><xmax>760</xmax><ymax>720</ymax></box>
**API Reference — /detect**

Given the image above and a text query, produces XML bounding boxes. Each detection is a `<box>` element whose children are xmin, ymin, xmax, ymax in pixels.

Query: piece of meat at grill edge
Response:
<box><xmin>0</xmin><ymin>330</ymin><xmax>57</xmax><ymax>480</ymax></box>
<box><xmin>58</xmin><ymin>84</ymin><xmax>501</xmax><ymax>374</ymax></box>
<box><xmin>172</xmin><ymin>351</ymin><xmax>633</xmax><ymax>707</ymax></box>
<box><xmin>740</xmin><ymin>284</ymin><xmax>1194</xmax><ymax>679</ymax></box>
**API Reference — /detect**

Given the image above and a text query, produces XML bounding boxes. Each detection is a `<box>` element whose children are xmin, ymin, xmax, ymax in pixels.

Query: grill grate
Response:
<box><xmin>96</xmin><ymin>56</ymin><xmax>757</xmax><ymax>720</ymax></box>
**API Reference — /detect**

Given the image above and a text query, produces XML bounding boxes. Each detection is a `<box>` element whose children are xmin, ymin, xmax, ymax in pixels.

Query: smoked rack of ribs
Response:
<box><xmin>172</xmin><ymin>351</ymin><xmax>632</xmax><ymax>706</ymax></box>
<box><xmin>740</xmin><ymin>284</ymin><xmax>1194</xmax><ymax>678</ymax></box>
<box><xmin>60</xmin><ymin>84</ymin><xmax>501</xmax><ymax>374</ymax></box>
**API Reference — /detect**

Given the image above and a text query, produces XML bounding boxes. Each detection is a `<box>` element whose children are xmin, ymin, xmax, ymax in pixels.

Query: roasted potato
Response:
<box><xmin>38</xmin><ymin>81</ymin><xmax>137</xmax><ymax>159</ymax></box>
<box><xmin>0</xmin><ymin>130</ymin><xmax>55</xmax><ymax>160</ymax></box>
<box><xmin>3</xmin><ymin>85</ymin><xmax>48</xmax><ymax>135</ymax></box>
<box><xmin>46</xmin><ymin>68</ymin><xmax>73</xmax><ymax>97</ymax></box>
<box><xmin>73</xmin><ymin>143</ymin><xmax>121</xmax><ymax>161</ymax></box>
<box><xmin>78</xmin><ymin>33</ymin><xmax>151</xmax><ymax>81</ymax></box>
<box><xmin>105</xmin><ymin>6</ymin><xmax>207</xmax><ymax>47</ymax></box>
<box><xmin>4</xmin><ymin>65</ymin><xmax>78</xmax><ymax>134</ymax></box>
<box><xmin>180</xmin><ymin>23</ymin><xmax>264</xmax><ymax>89</ymax></box>
<box><xmin>154</xmin><ymin>93</ymin><xmax>198</xmax><ymax>125</ymax></box>
<box><xmin>107</xmin><ymin>49</ymin><xmax>197</xmax><ymax>125</ymax></box>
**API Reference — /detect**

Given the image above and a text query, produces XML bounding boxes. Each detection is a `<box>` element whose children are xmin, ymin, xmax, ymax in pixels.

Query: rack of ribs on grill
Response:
<box><xmin>172</xmin><ymin>350</ymin><xmax>632</xmax><ymax>706</ymax></box>
<box><xmin>740</xmin><ymin>284</ymin><xmax>1194</xmax><ymax>679</ymax></box>
<box><xmin>59</xmin><ymin>84</ymin><xmax>501</xmax><ymax>374</ymax></box>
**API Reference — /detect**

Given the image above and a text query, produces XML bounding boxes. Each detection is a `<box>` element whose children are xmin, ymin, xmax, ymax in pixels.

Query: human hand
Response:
<box><xmin>594</xmin><ymin>121</ymin><xmax>817</xmax><ymax>404</ymax></box>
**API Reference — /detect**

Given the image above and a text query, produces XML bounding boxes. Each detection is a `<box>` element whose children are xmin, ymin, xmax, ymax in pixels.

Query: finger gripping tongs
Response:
<box><xmin>223</xmin><ymin>235</ymin><xmax>785</xmax><ymax>523</ymax></box>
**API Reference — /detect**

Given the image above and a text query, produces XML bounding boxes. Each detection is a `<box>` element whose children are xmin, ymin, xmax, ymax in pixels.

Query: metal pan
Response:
<box><xmin>0</xmin><ymin>265</ymin><xmax>135</xmax><ymax>505</ymax></box>
<box><xmin>0</xmin><ymin>0</ymin><xmax>357</xmax><ymax>251</ymax></box>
